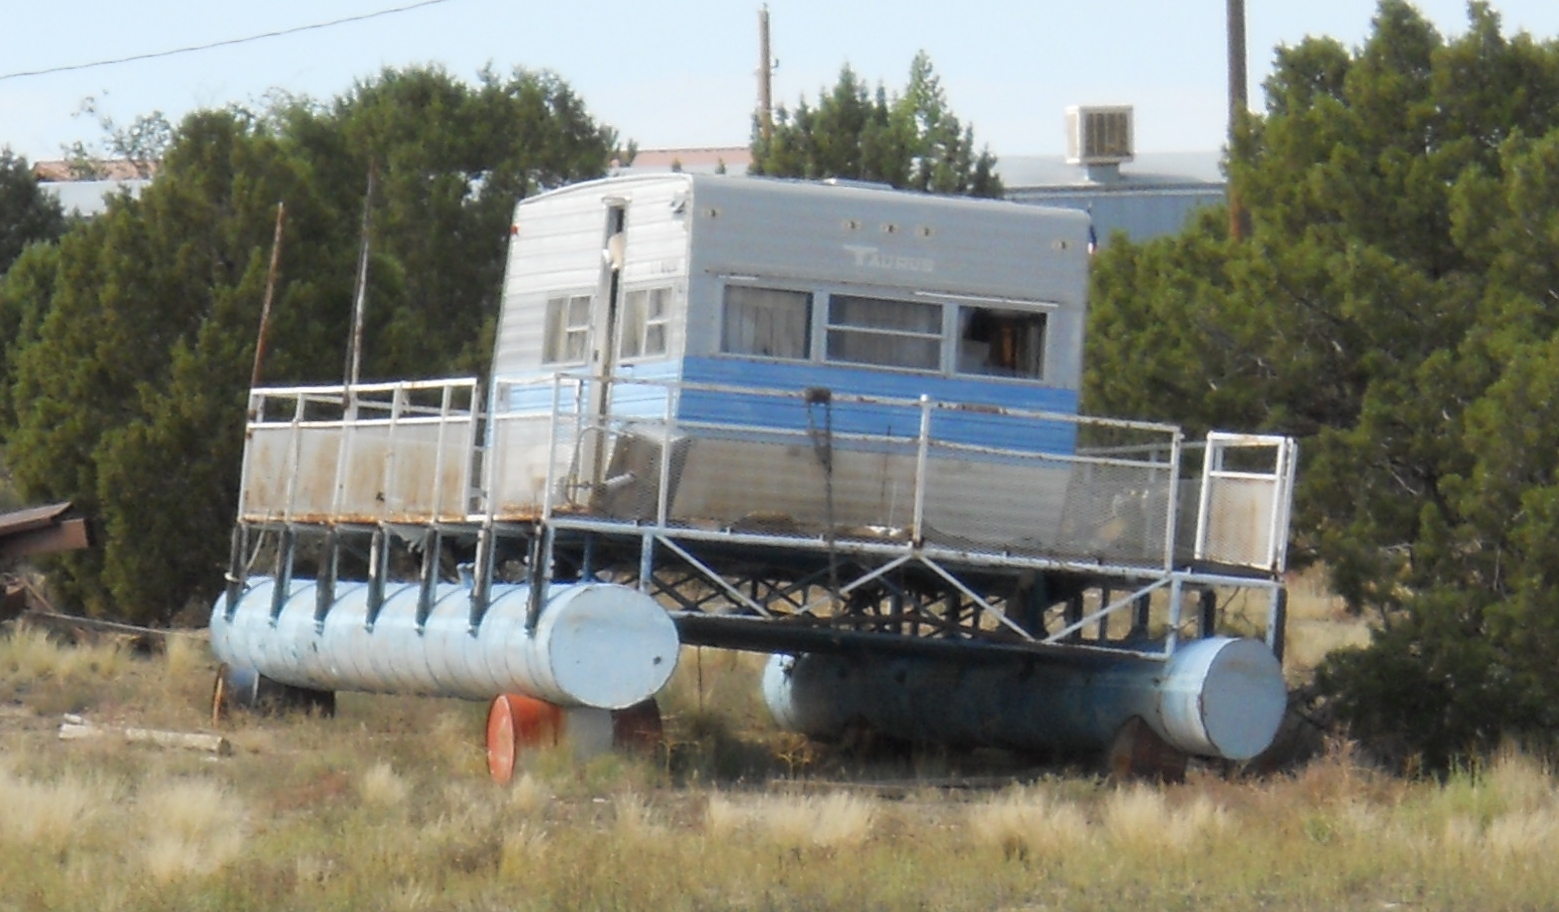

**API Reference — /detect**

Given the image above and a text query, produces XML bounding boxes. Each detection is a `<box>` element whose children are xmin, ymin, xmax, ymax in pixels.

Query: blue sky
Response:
<box><xmin>2</xmin><ymin>1</ymin><xmax>1556</xmax><ymax>165</ymax></box>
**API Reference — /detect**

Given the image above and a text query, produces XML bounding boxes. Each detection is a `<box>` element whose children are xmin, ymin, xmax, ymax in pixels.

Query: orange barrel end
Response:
<box><xmin>610</xmin><ymin>698</ymin><xmax>664</xmax><ymax>752</ymax></box>
<box><xmin>486</xmin><ymin>693</ymin><xmax>564</xmax><ymax>784</ymax></box>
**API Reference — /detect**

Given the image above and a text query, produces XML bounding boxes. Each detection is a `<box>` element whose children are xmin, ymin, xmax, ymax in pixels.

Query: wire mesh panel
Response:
<box><xmin>657</xmin><ymin>433</ymin><xmax>920</xmax><ymax>536</ymax></box>
<box><xmin>534</xmin><ymin>378</ymin><xmax>1189</xmax><ymax>561</ymax></box>
<box><xmin>482</xmin><ymin>375</ymin><xmax>1298</xmax><ymax>578</ymax></box>
<box><xmin>918</xmin><ymin>447</ymin><xmax>1071</xmax><ymax>553</ymax></box>
<box><xmin>1051</xmin><ymin>460</ymin><xmax>1177</xmax><ymax>564</ymax></box>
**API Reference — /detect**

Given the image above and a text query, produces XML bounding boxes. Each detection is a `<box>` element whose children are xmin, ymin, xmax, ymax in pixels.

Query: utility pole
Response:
<box><xmin>249</xmin><ymin>201</ymin><xmax>286</xmax><ymax>392</ymax></box>
<box><xmin>757</xmin><ymin>6</ymin><xmax>774</xmax><ymax>140</ymax></box>
<box><xmin>1227</xmin><ymin>0</ymin><xmax>1250</xmax><ymax>241</ymax></box>
<box><xmin>345</xmin><ymin>161</ymin><xmax>376</xmax><ymax>395</ymax></box>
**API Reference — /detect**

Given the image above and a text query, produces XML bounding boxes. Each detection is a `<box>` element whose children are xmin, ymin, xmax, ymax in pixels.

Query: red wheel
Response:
<box><xmin>486</xmin><ymin>694</ymin><xmax>564</xmax><ymax>783</ymax></box>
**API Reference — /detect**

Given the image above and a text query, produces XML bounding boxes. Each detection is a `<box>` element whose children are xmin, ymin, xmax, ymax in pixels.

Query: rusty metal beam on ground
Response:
<box><xmin>0</xmin><ymin>502</ymin><xmax>90</xmax><ymax>560</ymax></box>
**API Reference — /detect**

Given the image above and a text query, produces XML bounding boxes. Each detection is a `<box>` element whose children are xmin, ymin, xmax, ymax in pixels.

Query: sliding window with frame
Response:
<box><xmin>825</xmin><ymin>294</ymin><xmax>942</xmax><ymax>371</ymax></box>
<box><xmin>720</xmin><ymin>285</ymin><xmax>813</xmax><ymax>360</ymax></box>
<box><xmin>954</xmin><ymin>306</ymin><xmax>1048</xmax><ymax>380</ymax></box>
<box><xmin>618</xmin><ymin>286</ymin><xmax>674</xmax><ymax>359</ymax></box>
<box><xmin>542</xmin><ymin>293</ymin><xmax>592</xmax><ymax>364</ymax></box>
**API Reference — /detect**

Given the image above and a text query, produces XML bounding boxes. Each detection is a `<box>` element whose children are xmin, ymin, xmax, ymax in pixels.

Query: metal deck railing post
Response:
<box><xmin>656</xmin><ymin>379</ymin><xmax>678</xmax><ymax>529</ymax></box>
<box><xmin>468</xmin><ymin>522</ymin><xmax>494</xmax><ymax>633</ymax></box>
<box><xmin>1164</xmin><ymin>575</ymin><xmax>1184</xmax><ymax>656</ymax></box>
<box><xmin>365</xmin><ymin>526</ymin><xmax>388</xmax><ymax>631</ymax></box>
<box><xmin>236</xmin><ymin>389</ymin><xmax>261</xmax><ymax>522</ymax></box>
<box><xmin>429</xmin><ymin>382</ymin><xmax>452</xmax><ymax>520</ymax></box>
<box><xmin>1193</xmin><ymin>434</ymin><xmax>1218</xmax><ymax>563</ymax></box>
<box><xmin>284</xmin><ymin>392</ymin><xmax>306</xmax><ymax>523</ymax></box>
<box><xmin>639</xmin><ymin>532</ymin><xmax>655</xmax><ymax>595</ymax></box>
<box><xmin>1163</xmin><ymin>429</ymin><xmax>1184</xmax><ymax>571</ymax></box>
<box><xmin>1268</xmin><ymin>437</ymin><xmax>1298</xmax><ymax>572</ymax></box>
<box><xmin>382</xmin><ymin>384</ymin><xmax>405</xmax><ymax>520</ymax></box>
<box><xmin>912</xmin><ymin>395</ymin><xmax>932</xmax><ymax>546</ymax></box>
<box><xmin>525</xmin><ymin>525</ymin><xmax>552</xmax><ymax>634</ymax></box>
<box><xmin>223</xmin><ymin>524</ymin><xmax>247</xmax><ymax>622</ymax></box>
<box><xmin>541</xmin><ymin>376</ymin><xmax>562</xmax><ymax>520</ymax></box>
<box><xmin>1268</xmin><ymin>586</ymin><xmax>1288</xmax><ymax>662</ymax></box>
<box><xmin>416</xmin><ymin>527</ymin><xmax>439</xmax><ymax>632</ymax></box>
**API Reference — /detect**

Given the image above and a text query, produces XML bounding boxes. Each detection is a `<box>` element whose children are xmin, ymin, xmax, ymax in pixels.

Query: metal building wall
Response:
<box><xmin>1007</xmin><ymin>186</ymin><xmax>1226</xmax><ymax>249</ymax></box>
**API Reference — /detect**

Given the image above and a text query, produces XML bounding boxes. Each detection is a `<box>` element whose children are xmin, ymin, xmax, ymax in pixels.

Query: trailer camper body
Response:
<box><xmin>486</xmin><ymin>174</ymin><xmax>1110</xmax><ymax>557</ymax></box>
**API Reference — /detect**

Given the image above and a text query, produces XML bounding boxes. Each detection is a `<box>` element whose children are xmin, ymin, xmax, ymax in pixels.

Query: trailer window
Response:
<box><xmin>826</xmin><ymin>295</ymin><xmax>942</xmax><ymax>371</ymax></box>
<box><xmin>542</xmin><ymin>294</ymin><xmax>591</xmax><ymax>364</ymax></box>
<box><xmin>956</xmin><ymin>307</ymin><xmax>1047</xmax><ymax>379</ymax></box>
<box><xmin>619</xmin><ymin>286</ymin><xmax>672</xmax><ymax>359</ymax></box>
<box><xmin>721</xmin><ymin>286</ymin><xmax>812</xmax><ymax>359</ymax></box>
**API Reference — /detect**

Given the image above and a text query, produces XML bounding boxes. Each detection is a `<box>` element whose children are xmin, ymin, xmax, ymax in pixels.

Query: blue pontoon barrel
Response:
<box><xmin>762</xmin><ymin>637</ymin><xmax>1286</xmax><ymax>761</ymax></box>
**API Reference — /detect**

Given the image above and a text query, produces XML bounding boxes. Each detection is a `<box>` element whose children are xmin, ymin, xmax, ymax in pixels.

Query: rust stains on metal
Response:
<box><xmin>0</xmin><ymin>502</ymin><xmax>91</xmax><ymax>560</ymax></box>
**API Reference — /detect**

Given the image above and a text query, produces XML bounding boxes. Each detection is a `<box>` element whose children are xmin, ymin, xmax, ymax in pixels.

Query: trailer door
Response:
<box><xmin>585</xmin><ymin>199</ymin><xmax>628</xmax><ymax>494</ymax></box>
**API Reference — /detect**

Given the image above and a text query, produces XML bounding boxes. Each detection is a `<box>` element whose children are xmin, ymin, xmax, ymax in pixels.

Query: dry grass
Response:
<box><xmin>0</xmin><ymin>759</ymin><xmax>119</xmax><ymax>849</ymax></box>
<box><xmin>508</xmin><ymin>771</ymin><xmax>550</xmax><ymax>814</ymax></box>
<box><xmin>611</xmin><ymin>791</ymin><xmax>666</xmax><ymax>843</ymax></box>
<box><xmin>1102</xmin><ymin>782</ymin><xmax>1230</xmax><ymax>854</ymax></box>
<box><xmin>162</xmin><ymin>631</ymin><xmax>208</xmax><ymax>679</ymax></box>
<box><xmin>138</xmin><ymin>778</ymin><xmax>246</xmax><ymax>883</ymax></box>
<box><xmin>966</xmin><ymin>785</ymin><xmax>1093</xmax><ymax>862</ymax></box>
<box><xmin>3</xmin><ymin>574</ymin><xmax>1548</xmax><ymax>911</ymax></box>
<box><xmin>0</xmin><ymin>624</ymin><xmax>132</xmax><ymax>700</ymax></box>
<box><xmin>357</xmin><ymin>759</ymin><xmax>410</xmax><ymax>807</ymax></box>
<box><xmin>703</xmin><ymin>790</ymin><xmax>877</xmax><ymax>852</ymax></box>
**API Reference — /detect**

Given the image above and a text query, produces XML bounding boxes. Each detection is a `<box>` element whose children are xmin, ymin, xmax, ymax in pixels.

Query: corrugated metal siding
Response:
<box><xmin>616</xmin><ymin>179</ymin><xmax>692</xmax><ymax>368</ymax></box>
<box><xmin>495</xmin><ymin>194</ymin><xmax>605</xmax><ymax>376</ymax></box>
<box><xmin>494</xmin><ymin>175</ymin><xmax>694</xmax><ymax>380</ymax></box>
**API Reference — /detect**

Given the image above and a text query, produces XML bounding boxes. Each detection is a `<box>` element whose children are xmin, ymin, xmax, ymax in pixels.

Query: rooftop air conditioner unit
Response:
<box><xmin>1065</xmin><ymin>105</ymin><xmax>1134</xmax><ymax>166</ymax></box>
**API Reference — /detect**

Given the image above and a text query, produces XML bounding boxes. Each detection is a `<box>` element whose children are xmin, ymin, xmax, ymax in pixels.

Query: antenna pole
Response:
<box><xmin>1227</xmin><ymin>0</ymin><xmax>1249</xmax><ymax>241</ymax></box>
<box><xmin>758</xmin><ymin>6</ymin><xmax>774</xmax><ymax>140</ymax></box>
<box><xmin>250</xmin><ymin>201</ymin><xmax>285</xmax><ymax>391</ymax></box>
<box><xmin>346</xmin><ymin>161</ymin><xmax>376</xmax><ymax>391</ymax></box>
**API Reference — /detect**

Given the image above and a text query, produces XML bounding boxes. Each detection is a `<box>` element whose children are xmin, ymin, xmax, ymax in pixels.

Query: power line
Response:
<box><xmin>0</xmin><ymin>0</ymin><xmax>456</xmax><ymax>82</ymax></box>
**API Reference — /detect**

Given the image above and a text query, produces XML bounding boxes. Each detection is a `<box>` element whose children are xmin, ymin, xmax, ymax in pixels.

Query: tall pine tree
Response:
<box><xmin>1085</xmin><ymin>1</ymin><xmax>1559</xmax><ymax>767</ymax></box>
<box><xmin>0</xmin><ymin>66</ymin><xmax>619</xmax><ymax>623</ymax></box>
<box><xmin>749</xmin><ymin>51</ymin><xmax>1001</xmax><ymax>197</ymax></box>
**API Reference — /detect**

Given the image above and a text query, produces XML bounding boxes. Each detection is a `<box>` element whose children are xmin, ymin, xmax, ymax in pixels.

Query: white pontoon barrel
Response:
<box><xmin>211</xmin><ymin>578</ymin><xmax>679</xmax><ymax>709</ymax></box>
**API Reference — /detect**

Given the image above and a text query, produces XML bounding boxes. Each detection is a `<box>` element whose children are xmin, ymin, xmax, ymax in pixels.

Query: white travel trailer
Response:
<box><xmin>486</xmin><ymin>174</ymin><xmax>1163</xmax><ymax>561</ymax></box>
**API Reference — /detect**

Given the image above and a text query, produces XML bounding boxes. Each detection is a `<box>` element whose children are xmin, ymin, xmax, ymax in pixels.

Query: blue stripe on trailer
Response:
<box><xmin>679</xmin><ymin>357</ymin><xmax>1079</xmax><ymax>456</ymax></box>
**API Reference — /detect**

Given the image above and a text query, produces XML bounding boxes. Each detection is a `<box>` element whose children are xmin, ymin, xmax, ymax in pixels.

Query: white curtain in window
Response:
<box><xmin>722</xmin><ymin>286</ymin><xmax>811</xmax><ymax>358</ymax></box>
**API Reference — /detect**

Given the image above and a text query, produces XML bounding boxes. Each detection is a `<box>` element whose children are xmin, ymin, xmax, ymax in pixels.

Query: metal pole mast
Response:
<box><xmin>250</xmin><ymin>201</ymin><xmax>285</xmax><ymax>391</ymax></box>
<box><xmin>1227</xmin><ymin>0</ymin><xmax>1249</xmax><ymax>240</ymax></box>
<box><xmin>346</xmin><ymin>162</ymin><xmax>376</xmax><ymax>391</ymax></box>
<box><xmin>758</xmin><ymin>6</ymin><xmax>774</xmax><ymax>140</ymax></box>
